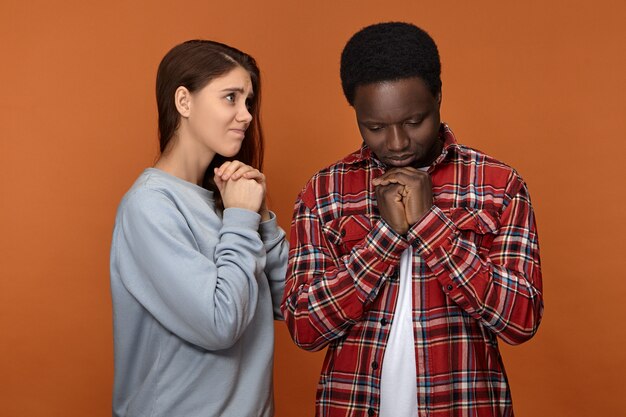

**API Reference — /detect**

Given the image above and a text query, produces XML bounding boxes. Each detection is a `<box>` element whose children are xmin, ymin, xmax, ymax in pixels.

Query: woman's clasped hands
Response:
<box><xmin>214</xmin><ymin>160</ymin><xmax>270</xmax><ymax>220</ymax></box>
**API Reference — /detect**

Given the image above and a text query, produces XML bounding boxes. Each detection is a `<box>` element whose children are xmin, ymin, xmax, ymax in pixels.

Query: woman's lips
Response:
<box><xmin>229</xmin><ymin>129</ymin><xmax>246</xmax><ymax>138</ymax></box>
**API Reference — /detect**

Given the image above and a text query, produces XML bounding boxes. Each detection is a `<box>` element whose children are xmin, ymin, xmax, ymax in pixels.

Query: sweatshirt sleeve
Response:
<box><xmin>114</xmin><ymin>189</ymin><xmax>264</xmax><ymax>350</ymax></box>
<box><xmin>259</xmin><ymin>211</ymin><xmax>288</xmax><ymax>320</ymax></box>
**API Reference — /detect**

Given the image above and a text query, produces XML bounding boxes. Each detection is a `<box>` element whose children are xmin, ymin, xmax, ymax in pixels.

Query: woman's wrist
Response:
<box><xmin>260</xmin><ymin>201</ymin><xmax>270</xmax><ymax>222</ymax></box>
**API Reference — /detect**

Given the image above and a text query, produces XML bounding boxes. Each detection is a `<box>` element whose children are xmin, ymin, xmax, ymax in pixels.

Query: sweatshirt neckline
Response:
<box><xmin>144</xmin><ymin>168</ymin><xmax>215</xmax><ymax>201</ymax></box>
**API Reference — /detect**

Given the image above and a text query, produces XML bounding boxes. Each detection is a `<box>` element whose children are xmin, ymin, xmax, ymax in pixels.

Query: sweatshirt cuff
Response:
<box><xmin>258</xmin><ymin>211</ymin><xmax>280</xmax><ymax>242</ymax></box>
<box><xmin>222</xmin><ymin>207</ymin><xmax>261</xmax><ymax>230</ymax></box>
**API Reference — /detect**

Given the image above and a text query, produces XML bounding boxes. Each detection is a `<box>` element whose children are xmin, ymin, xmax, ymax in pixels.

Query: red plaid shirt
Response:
<box><xmin>282</xmin><ymin>124</ymin><xmax>543</xmax><ymax>417</ymax></box>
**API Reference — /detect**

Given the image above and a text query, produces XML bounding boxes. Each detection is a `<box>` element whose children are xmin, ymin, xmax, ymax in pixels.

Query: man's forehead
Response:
<box><xmin>353</xmin><ymin>78</ymin><xmax>436</xmax><ymax>120</ymax></box>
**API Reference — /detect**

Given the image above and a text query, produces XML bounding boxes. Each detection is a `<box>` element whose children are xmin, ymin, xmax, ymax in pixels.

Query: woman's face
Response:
<box><xmin>185</xmin><ymin>66</ymin><xmax>254</xmax><ymax>158</ymax></box>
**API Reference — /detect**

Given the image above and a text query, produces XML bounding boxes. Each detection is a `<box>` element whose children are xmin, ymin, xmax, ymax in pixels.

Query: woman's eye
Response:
<box><xmin>225</xmin><ymin>93</ymin><xmax>235</xmax><ymax>103</ymax></box>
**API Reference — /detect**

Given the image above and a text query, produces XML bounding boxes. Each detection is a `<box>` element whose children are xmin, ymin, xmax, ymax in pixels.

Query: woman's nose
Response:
<box><xmin>237</xmin><ymin>104</ymin><xmax>253</xmax><ymax>124</ymax></box>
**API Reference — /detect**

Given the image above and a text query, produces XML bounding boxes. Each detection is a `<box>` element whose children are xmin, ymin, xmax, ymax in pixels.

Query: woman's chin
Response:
<box><xmin>219</xmin><ymin>147</ymin><xmax>242</xmax><ymax>159</ymax></box>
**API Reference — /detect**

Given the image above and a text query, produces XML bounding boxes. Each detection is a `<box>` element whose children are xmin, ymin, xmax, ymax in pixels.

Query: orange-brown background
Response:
<box><xmin>1</xmin><ymin>0</ymin><xmax>625</xmax><ymax>416</ymax></box>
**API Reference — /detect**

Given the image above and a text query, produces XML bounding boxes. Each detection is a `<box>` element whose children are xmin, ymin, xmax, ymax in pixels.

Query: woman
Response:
<box><xmin>110</xmin><ymin>40</ymin><xmax>288</xmax><ymax>417</ymax></box>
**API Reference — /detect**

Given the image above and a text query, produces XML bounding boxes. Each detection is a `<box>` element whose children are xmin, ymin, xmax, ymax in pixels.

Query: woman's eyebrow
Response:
<box><xmin>220</xmin><ymin>87</ymin><xmax>254</xmax><ymax>97</ymax></box>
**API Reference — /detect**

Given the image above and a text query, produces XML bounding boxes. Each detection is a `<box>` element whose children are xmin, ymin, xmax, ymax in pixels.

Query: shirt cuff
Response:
<box><xmin>342</xmin><ymin>219</ymin><xmax>408</xmax><ymax>304</ymax></box>
<box><xmin>366</xmin><ymin>218</ymin><xmax>410</xmax><ymax>266</ymax></box>
<box><xmin>407</xmin><ymin>206</ymin><xmax>473</xmax><ymax>303</ymax></box>
<box><xmin>407</xmin><ymin>205</ymin><xmax>456</xmax><ymax>257</ymax></box>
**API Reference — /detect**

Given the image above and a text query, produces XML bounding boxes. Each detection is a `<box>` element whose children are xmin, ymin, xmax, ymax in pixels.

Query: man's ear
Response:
<box><xmin>174</xmin><ymin>86</ymin><xmax>192</xmax><ymax>118</ymax></box>
<box><xmin>436</xmin><ymin>90</ymin><xmax>442</xmax><ymax>108</ymax></box>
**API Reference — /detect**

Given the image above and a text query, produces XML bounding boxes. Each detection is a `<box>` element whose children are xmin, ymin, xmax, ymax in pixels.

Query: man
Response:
<box><xmin>282</xmin><ymin>22</ymin><xmax>543</xmax><ymax>417</ymax></box>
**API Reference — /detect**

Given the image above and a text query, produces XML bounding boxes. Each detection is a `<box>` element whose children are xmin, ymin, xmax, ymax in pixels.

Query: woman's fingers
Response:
<box><xmin>221</xmin><ymin>177</ymin><xmax>265</xmax><ymax>212</ymax></box>
<box><xmin>231</xmin><ymin>165</ymin><xmax>256</xmax><ymax>180</ymax></box>
<box><xmin>213</xmin><ymin>168</ymin><xmax>226</xmax><ymax>192</ymax></box>
<box><xmin>215</xmin><ymin>160</ymin><xmax>264</xmax><ymax>183</ymax></box>
<box><xmin>242</xmin><ymin>169</ymin><xmax>265</xmax><ymax>183</ymax></box>
<box><xmin>215</xmin><ymin>160</ymin><xmax>244</xmax><ymax>180</ymax></box>
<box><xmin>215</xmin><ymin>161</ymin><xmax>232</xmax><ymax>177</ymax></box>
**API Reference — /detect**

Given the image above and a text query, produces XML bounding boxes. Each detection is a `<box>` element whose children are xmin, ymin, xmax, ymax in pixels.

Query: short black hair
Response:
<box><xmin>340</xmin><ymin>22</ymin><xmax>442</xmax><ymax>105</ymax></box>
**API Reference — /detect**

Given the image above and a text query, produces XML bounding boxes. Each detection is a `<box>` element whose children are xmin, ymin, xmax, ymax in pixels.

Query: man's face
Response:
<box><xmin>353</xmin><ymin>77</ymin><xmax>442</xmax><ymax>169</ymax></box>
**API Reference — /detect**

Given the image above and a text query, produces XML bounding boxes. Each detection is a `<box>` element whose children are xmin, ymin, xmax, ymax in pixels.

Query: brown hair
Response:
<box><xmin>155</xmin><ymin>40</ymin><xmax>264</xmax><ymax>208</ymax></box>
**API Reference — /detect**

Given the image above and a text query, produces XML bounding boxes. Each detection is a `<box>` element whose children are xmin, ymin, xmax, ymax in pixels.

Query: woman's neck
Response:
<box><xmin>154</xmin><ymin>132</ymin><xmax>215</xmax><ymax>186</ymax></box>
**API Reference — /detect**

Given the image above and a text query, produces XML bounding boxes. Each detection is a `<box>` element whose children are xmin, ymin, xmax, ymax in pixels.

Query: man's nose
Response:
<box><xmin>386</xmin><ymin>125</ymin><xmax>409</xmax><ymax>151</ymax></box>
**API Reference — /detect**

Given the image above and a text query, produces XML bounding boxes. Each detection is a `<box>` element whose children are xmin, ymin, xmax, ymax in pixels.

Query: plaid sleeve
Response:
<box><xmin>408</xmin><ymin>174</ymin><xmax>543</xmax><ymax>345</ymax></box>
<box><xmin>281</xmin><ymin>193</ymin><xmax>408</xmax><ymax>351</ymax></box>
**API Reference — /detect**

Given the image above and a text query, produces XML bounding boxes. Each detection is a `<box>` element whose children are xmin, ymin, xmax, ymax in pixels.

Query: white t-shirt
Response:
<box><xmin>379</xmin><ymin>247</ymin><xmax>418</xmax><ymax>417</ymax></box>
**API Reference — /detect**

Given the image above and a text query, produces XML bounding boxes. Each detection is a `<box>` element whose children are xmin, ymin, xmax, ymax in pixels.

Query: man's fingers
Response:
<box><xmin>375</xmin><ymin>182</ymin><xmax>410</xmax><ymax>235</ymax></box>
<box><xmin>374</xmin><ymin>170</ymin><xmax>429</xmax><ymax>187</ymax></box>
<box><xmin>374</xmin><ymin>178</ymin><xmax>403</xmax><ymax>186</ymax></box>
<box><xmin>376</xmin><ymin>183</ymin><xmax>405</xmax><ymax>200</ymax></box>
<box><xmin>372</xmin><ymin>168</ymin><xmax>413</xmax><ymax>185</ymax></box>
<box><xmin>395</xmin><ymin>166</ymin><xmax>420</xmax><ymax>173</ymax></box>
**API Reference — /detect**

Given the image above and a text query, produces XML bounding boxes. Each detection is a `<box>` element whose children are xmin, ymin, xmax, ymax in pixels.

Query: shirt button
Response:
<box><xmin>371</xmin><ymin>361</ymin><xmax>378</xmax><ymax>370</ymax></box>
<box><xmin>368</xmin><ymin>408</ymin><xmax>375</xmax><ymax>416</ymax></box>
<box><xmin>380</xmin><ymin>318</ymin><xmax>388</xmax><ymax>326</ymax></box>
<box><xmin>340</xmin><ymin>229</ymin><xmax>346</xmax><ymax>237</ymax></box>
<box><xmin>446</xmin><ymin>284</ymin><xmax>453</xmax><ymax>291</ymax></box>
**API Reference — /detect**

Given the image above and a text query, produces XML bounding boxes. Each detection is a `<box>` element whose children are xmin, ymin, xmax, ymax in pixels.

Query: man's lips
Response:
<box><xmin>384</xmin><ymin>154</ymin><xmax>415</xmax><ymax>166</ymax></box>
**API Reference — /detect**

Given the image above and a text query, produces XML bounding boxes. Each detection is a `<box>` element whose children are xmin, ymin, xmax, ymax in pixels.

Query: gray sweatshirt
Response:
<box><xmin>110</xmin><ymin>168</ymin><xmax>288</xmax><ymax>417</ymax></box>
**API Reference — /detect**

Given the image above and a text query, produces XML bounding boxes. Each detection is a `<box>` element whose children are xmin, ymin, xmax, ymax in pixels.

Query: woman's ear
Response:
<box><xmin>174</xmin><ymin>86</ymin><xmax>192</xmax><ymax>118</ymax></box>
